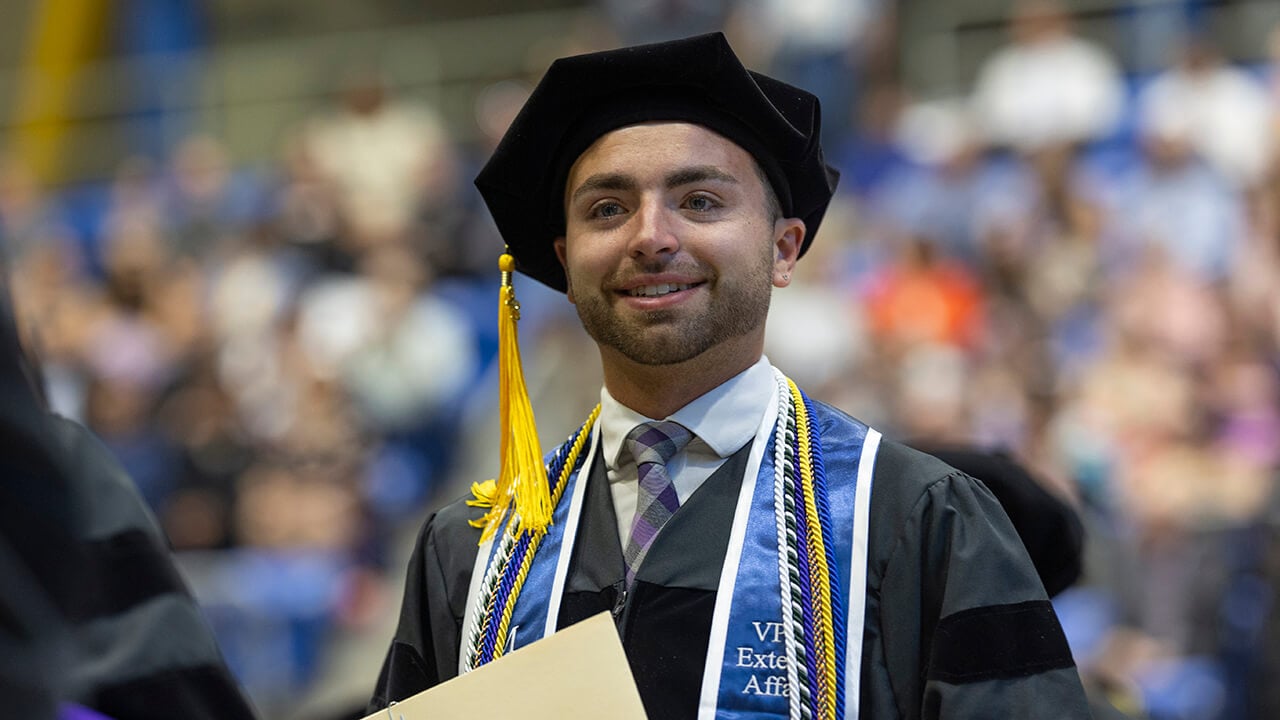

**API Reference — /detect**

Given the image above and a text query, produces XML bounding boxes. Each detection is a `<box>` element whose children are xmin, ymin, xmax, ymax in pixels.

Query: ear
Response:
<box><xmin>771</xmin><ymin>218</ymin><xmax>804</xmax><ymax>288</ymax></box>
<box><xmin>553</xmin><ymin>236</ymin><xmax>576</xmax><ymax>303</ymax></box>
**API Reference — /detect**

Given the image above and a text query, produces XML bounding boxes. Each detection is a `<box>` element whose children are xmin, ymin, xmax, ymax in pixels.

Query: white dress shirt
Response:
<box><xmin>599</xmin><ymin>356</ymin><xmax>775</xmax><ymax>544</ymax></box>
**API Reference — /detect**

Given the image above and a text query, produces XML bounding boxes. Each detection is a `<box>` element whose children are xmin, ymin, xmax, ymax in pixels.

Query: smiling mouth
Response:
<box><xmin>626</xmin><ymin>282</ymin><xmax>698</xmax><ymax>298</ymax></box>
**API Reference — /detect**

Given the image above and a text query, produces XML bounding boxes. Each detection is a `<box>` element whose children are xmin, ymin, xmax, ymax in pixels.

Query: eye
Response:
<box><xmin>588</xmin><ymin>200</ymin><xmax>627</xmax><ymax>220</ymax></box>
<box><xmin>684</xmin><ymin>193</ymin><xmax>720</xmax><ymax>212</ymax></box>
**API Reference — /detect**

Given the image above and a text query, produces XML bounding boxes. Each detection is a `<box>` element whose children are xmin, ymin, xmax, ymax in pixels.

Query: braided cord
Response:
<box><xmin>790</xmin><ymin>380</ymin><xmax>837</xmax><ymax>720</ymax></box>
<box><xmin>479</xmin><ymin>532</ymin><xmax>532</xmax><ymax>662</ymax></box>
<box><xmin>791</xmin><ymin>406</ymin><xmax>817</xmax><ymax>720</ymax></box>
<box><xmin>773</xmin><ymin>373</ymin><xmax>803</xmax><ymax>720</ymax></box>
<box><xmin>491</xmin><ymin>531</ymin><xmax>538</xmax><ymax>659</ymax></box>
<box><xmin>465</xmin><ymin>528</ymin><xmax>517</xmax><ymax>667</ymax></box>
<box><xmin>787</xmin><ymin>398</ymin><xmax>815</xmax><ymax>718</ymax></box>
<box><xmin>803</xmin><ymin>391</ymin><xmax>846</xmax><ymax>720</ymax></box>
<box><xmin>463</xmin><ymin>405</ymin><xmax>600</xmax><ymax>670</ymax></box>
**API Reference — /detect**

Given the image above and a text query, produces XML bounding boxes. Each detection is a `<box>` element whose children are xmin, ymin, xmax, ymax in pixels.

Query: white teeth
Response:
<box><xmin>630</xmin><ymin>283</ymin><xmax>693</xmax><ymax>297</ymax></box>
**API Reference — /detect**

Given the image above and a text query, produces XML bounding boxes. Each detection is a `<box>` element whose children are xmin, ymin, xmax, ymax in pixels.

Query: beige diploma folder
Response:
<box><xmin>361</xmin><ymin>612</ymin><xmax>648</xmax><ymax>719</ymax></box>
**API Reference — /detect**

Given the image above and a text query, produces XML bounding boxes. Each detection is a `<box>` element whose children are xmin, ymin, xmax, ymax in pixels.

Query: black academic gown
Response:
<box><xmin>0</xmin><ymin>280</ymin><xmax>257</xmax><ymax>720</ymax></box>
<box><xmin>370</xmin><ymin>427</ymin><xmax>1090</xmax><ymax>719</ymax></box>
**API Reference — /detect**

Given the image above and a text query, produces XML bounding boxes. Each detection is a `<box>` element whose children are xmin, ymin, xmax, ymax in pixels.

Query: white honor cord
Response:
<box><xmin>460</xmin><ymin>526</ymin><xmax>507</xmax><ymax>673</ymax></box>
<box><xmin>842</xmin><ymin>428</ymin><xmax>880</xmax><ymax>719</ymax></box>
<box><xmin>772</xmin><ymin>371</ymin><xmax>803</xmax><ymax>720</ymax></box>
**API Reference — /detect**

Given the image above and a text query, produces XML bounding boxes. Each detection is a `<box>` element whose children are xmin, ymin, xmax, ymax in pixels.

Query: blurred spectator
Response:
<box><xmin>6</xmin><ymin>235</ymin><xmax>96</xmax><ymax>421</ymax></box>
<box><xmin>210</xmin><ymin>455</ymin><xmax>366</xmax><ymax>707</ymax></box>
<box><xmin>1110</xmin><ymin>126</ymin><xmax>1247</xmax><ymax>283</ymax></box>
<box><xmin>1208</xmin><ymin>357</ymin><xmax>1280</xmax><ymax>479</ymax></box>
<box><xmin>832</xmin><ymin>81</ymin><xmax>912</xmax><ymax>199</ymax></box>
<box><xmin>1137</xmin><ymin>36</ymin><xmax>1273</xmax><ymax>188</ymax></box>
<box><xmin>271</xmin><ymin>134</ymin><xmax>348</xmax><ymax>276</ymax></box>
<box><xmin>868</xmin><ymin>97</ymin><xmax>1037</xmax><ymax>267</ymax></box>
<box><xmin>1022</xmin><ymin>173</ymin><xmax>1106</xmax><ymax>325</ymax></box>
<box><xmin>971</xmin><ymin>0</ymin><xmax>1124</xmax><ymax>152</ymax></box>
<box><xmin>735</xmin><ymin>0</ymin><xmax>888</xmax><ymax>147</ymax></box>
<box><xmin>0</xmin><ymin>156</ymin><xmax>76</xmax><ymax>263</ymax></box>
<box><xmin>161</xmin><ymin>135</ymin><xmax>266</xmax><ymax>258</ymax></box>
<box><xmin>405</xmin><ymin>133</ymin><xmax>478</xmax><ymax>281</ymax></box>
<box><xmin>103</xmin><ymin>157</ymin><xmax>164</xmax><ymax>231</ymax></box>
<box><xmin>339</xmin><ymin>242</ymin><xmax>478</xmax><ymax>434</ymax></box>
<box><xmin>302</xmin><ymin>65</ymin><xmax>449</xmax><ymax>254</ymax></box>
<box><xmin>437</xmin><ymin>79</ymin><xmax>533</xmax><ymax>282</ymax></box>
<box><xmin>76</xmin><ymin>217</ymin><xmax>205</xmax><ymax>511</ymax></box>
<box><xmin>1233</xmin><ymin>186</ymin><xmax>1280</xmax><ymax>358</ymax></box>
<box><xmin>1110</xmin><ymin>249</ymin><xmax>1229</xmax><ymax>366</ymax></box>
<box><xmin>290</xmin><ymin>241</ymin><xmax>480</xmax><ymax>516</ymax></box>
<box><xmin>83</xmin><ymin>375</ymin><xmax>180</xmax><ymax>514</ymax></box>
<box><xmin>861</xmin><ymin>236</ymin><xmax>984</xmax><ymax>354</ymax></box>
<box><xmin>155</xmin><ymin>353</ymin><xmax>255</xmax><ymax>551</ymax></box>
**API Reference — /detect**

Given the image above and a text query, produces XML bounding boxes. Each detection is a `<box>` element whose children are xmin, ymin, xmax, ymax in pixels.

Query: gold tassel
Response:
<box><xmin>470</xmin><ymin>252</ymin><xmax>550</xmax><ymax>542</ymax></box>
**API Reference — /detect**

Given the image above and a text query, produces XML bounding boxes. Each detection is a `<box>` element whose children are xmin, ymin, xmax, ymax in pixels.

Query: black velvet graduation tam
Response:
<box><xmin>474</xmin><ymin>32</ymin><xmax>840</xmax><ymax>292</ymax></box>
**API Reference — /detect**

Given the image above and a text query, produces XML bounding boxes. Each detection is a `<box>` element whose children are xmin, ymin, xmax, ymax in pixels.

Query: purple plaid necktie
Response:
<box><xmin>623</xmin><ymin>420</ymin><xmax>694</xmax><ymax>586</ymax></box>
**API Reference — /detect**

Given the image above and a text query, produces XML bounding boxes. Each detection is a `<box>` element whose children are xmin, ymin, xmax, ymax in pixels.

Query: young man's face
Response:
<box><xmin>554</xmin><ymin>122</ymin><xmax>803</xmax><ymax>369</ymax></box>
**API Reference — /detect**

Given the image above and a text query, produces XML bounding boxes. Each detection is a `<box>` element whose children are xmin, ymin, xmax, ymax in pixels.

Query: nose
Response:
<box><xmin>627</xmin><ymin>196</ymin><xmax>679</xmax><ymax>260</ymax></box>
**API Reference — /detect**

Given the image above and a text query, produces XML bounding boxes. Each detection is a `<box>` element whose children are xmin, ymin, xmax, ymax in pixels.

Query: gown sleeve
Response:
<box><xmin>861</xmin><ymin>441</ymin><xmax>1090</xmax><ymax>719</ymax></box>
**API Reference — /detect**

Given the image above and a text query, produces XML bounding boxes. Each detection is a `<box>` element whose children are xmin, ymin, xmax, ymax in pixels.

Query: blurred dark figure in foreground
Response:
<box><xmin>914</xmin><ymin>443</ymin><xmax>1084</xmax><ymax>598</ymax></box>
<box><xmin>0</xmin><ymin>270</ymin><xmax>257</xmax><ymax>720</ymax></box>
<box><xmin>912</xmin><ymin>443</ymin><xmax>1151</xmax><ymax>720</ymax></box>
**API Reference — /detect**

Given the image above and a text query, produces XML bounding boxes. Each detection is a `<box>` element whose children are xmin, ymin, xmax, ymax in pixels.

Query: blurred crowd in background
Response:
<box><xmin>3</xmin><ymin>0</ymin><xmax>1280</xmax><ymax>718</ymax></box>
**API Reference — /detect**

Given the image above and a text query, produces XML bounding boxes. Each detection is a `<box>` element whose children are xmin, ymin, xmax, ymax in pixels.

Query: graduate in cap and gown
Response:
<box><xmin>370</xmin><ymin>33</ymin><xmax>1090</xmax><ymax>719</ymax></box>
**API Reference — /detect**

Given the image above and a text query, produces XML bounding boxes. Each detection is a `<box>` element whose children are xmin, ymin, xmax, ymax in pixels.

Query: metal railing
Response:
<box><xmin>1</xmin><ymin>7</ymin><xmax>583</xmax><ymax>187</ymax></box>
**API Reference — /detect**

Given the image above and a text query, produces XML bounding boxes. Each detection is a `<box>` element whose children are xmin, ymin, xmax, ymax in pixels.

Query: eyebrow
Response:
<box><xmin>665</xmin><ymin>166</ymin><xmax>739</xmax><ymax>189</ymax></box>
<box><xmin>569</xmin><ymin>165</ymin><xmax>740</xmax><ymax>204</ymax></box>
<box><xmin>569</xmin><ymin>173</ymin><xmax>637</xmax><ymax>204</ymax></box>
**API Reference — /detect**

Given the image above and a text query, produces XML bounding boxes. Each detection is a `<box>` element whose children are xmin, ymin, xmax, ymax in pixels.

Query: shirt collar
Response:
<box><xmin>599</xmin><ymin>356</ymin><xmax>775</xmax><ymax>469</ymax></box>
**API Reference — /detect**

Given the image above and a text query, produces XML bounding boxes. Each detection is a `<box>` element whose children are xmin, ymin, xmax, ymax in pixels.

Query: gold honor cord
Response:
<box><xmin>789</xmin><ymin>379</ymin><xmax>837</xmax><ymax>720</ymax></box>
